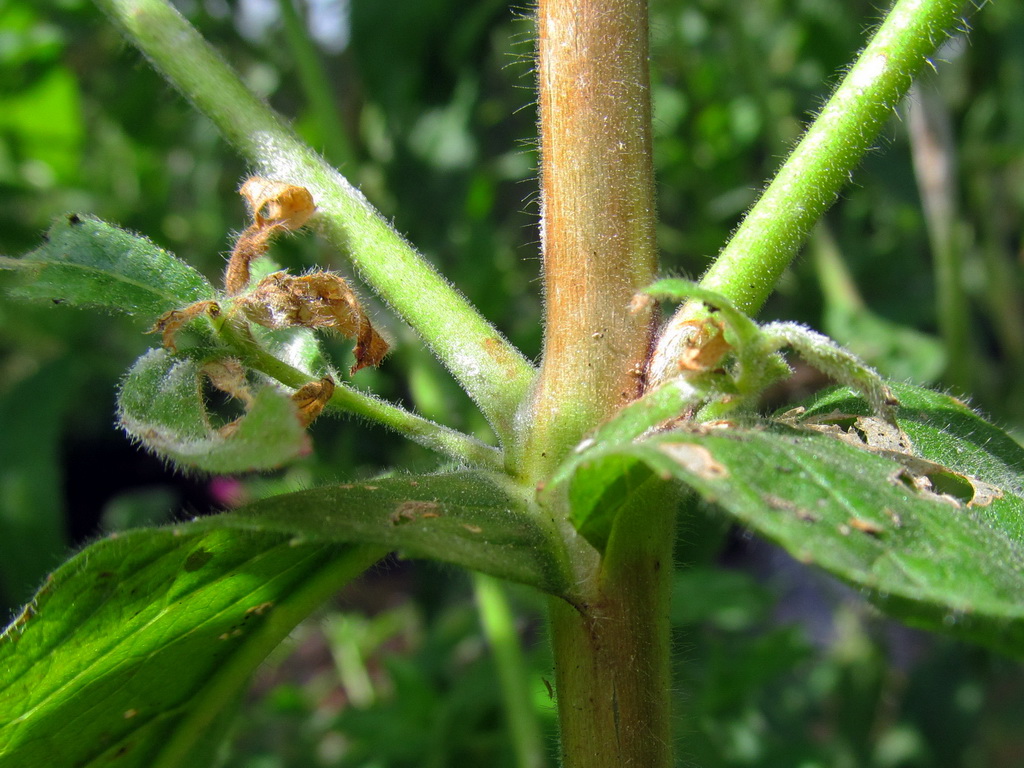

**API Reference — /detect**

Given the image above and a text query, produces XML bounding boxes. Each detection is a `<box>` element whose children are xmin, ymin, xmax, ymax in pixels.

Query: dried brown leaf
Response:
<box><xmin>238</xmin><ymin>271</ymin><xmax>389</xmax><ymax>374</ymax></box>
<box><xmin>225</xmin><ymin>178</ymin><xmax>317</xmax><ymax>295</ymax></box>
<box><xmin>148</xmin><ymin>300</ymin><xmax>221</xmax><ymax>351</ymax></box>
<box><xmin>224</xmin><ymin>224</ymin><xmax>282</xmax><ymax>296</ymax></box>
<box><xmin>291</xmin><ymin>377</ymin><xmax>335</xmax><ymax>427</ymax></box>
<box><xmin>674</xmin><ymin>319</ymin><xmax>730</xmax><ymax>372</ymax></box>
<box><xmin>240</xmin><ymin>177</ymin><xmax>316</xmax><ymax>230</ymax></box>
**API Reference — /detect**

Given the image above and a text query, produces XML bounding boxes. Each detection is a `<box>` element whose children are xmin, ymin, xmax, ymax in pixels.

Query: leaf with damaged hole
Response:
<box><xmin>0</xmin><ymin>214</ymin><xmax>215</xmax><ymax>320</ymax></box>
<box><xmin>118</xmin><ymin>348</ymin><xmax>310</xmax><ymax>473</ymax></box>
<box><xmin>0</xmin><ymin>526</ymin><xmax>382</xmax><ymax>768</ymax></box>
<box><xmin>196</xmin><ymin>470</ymin><xmax>572</xmax><ymax>597</ymax></box>
<box><xmin>795</xmin><ymin>383</ymin><xmax>1024</xmax><ymax>506</ymax></box>
<box><xmin>552</xmin><ymin>381</ymin><xmax>1024</xmax><ymax>657</ymax></box>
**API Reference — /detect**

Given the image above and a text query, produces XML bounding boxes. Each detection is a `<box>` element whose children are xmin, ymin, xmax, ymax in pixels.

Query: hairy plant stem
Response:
<box><xmin>548</xmin><ymin>484</ymin><xmax>676</xmax><ymax>768</ymax></box>
<box><xmin>524</xmin><ymin>1</ymin><xmax>671</xmax><ymax>765</ymax></box>
<box><xmin>520</xmin><ymin>0</ymin><xmax>658</xmax><ymax>480</ymax></box>
<box><xmin>215</xmin><ymin>318</ymin><xmax>503</xmax><ymax>470</ymax></box>
<box><xmin>649</xmin><ymin>0</ymin><xmax>969</xmax><ymax>385</ymax></box>
<box><xmin>95</xmin><ymin>0</ymin><xmax>534</xmax><ymax>444</ymax></box>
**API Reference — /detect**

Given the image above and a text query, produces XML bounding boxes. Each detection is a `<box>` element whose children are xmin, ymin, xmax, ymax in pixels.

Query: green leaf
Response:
<box><xmin>553</xmin><ymin>382</ymin><xmax>1024</xmax><ymax>656</ymax></box>
<box><xmin>566</xmin><ymin>456</ymin><xmax>660</xmax><ymax>551</ymax></box>
<box><xmin>0</xmin><ymin>214</ymin><xmax>215</xmax><ymax>320</ymax></box>
<box><xmin>0</xmin><ymin>468</ymin><xmax>570</xmax><ymax>766</ymax></box>
<box><xmin>118</xmin><ymin>348</ymin><xmax>310</xmax><ymax>473</ymax></box>
<box><xmin>0</xmin><ymin>527</ymin><xmax>382</xmax><ymax>768</ymax></box>
<box><xmin>798</xmin><ymin>384</ymin><xmax>1024</xmax><ymax>500</ymax></box>
<box><xmin>202</xmin><ymin>471</ymin><xmax>572</xmax><ymax>596</ymax></box>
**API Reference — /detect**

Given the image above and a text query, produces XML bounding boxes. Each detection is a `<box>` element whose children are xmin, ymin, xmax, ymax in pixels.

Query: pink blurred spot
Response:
<box><xmin>209</xmin><ymin>476</ymin><xmax>249</xmax><ymax>508</ymax></box>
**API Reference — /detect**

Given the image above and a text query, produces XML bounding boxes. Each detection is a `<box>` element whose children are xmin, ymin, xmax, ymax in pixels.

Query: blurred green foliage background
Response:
<box><xmin>2</xmin><ymin>0</ymin><xmax>1024</xmax><ymax>765</ymax></box>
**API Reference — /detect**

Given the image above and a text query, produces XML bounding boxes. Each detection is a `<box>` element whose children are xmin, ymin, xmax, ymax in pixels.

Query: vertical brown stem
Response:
<box><xmin>523</xmin><ymin>0</ymin><xmax>658</xmax><ymax>478</ymax></box>
<box><xmin>527</xmin><ymin>4</ymin><xmax>673</xmax><ymax>766</ymax></box>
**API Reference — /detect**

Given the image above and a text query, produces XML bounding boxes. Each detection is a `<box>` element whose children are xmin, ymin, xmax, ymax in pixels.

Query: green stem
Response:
<box><xmin>473</xmin><ymin>573</ymin><xmax>546</xmax><ymax>768</ymax></box>
<box><xmin>548</xmin><ymin>483</ymin><xmax>676</xmax><ymax>768</ymax></box>
<box><xmin>650</xmin><ymin>0</ymin><xmax>969</xmax><ymax>385</ymax></box>
<box><xmin>95</xmin><ymin>0</ymin><xmax>535</xmax><ymax>444</ymax></box>
<box><xmin>216</xmin><ymin>318</ymin><xmax>503</xmax><ymax>470</ymax></box>
<box><xmin>524</xmin><ymin>1</ymin><xmax>671</xmax><ymax>763</ymax></box>
<box><xmin>276</xmin><ymin>0</ymin><xmax>355</xmax><ymax>168</ymax></box>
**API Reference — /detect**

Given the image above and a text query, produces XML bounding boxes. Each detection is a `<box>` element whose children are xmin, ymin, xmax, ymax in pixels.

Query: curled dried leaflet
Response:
<box><xmin>225</xmin><ymin>177</ymin><xmax>316</xmax><ymax>295</ymax></box>
<box><xmin>238</xmin><ymin>271</ymin><xmax>388</xmax><ymax>374</ymax></box>
<box><xmin>149</xmin><ymin>300</ymin><xmax>220</xmax><ymax>351</ymax></box>
<box><xmin>148</xmin><ymin>177</ymin><xmax>389</xmax><ymax>429</ymax></box>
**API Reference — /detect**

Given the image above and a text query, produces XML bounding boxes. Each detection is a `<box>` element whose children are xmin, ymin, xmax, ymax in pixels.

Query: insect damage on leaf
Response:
<box><xmin>135</xmin><ymin>177</ymin><xmax>388</xmax><ymax>469</ymax></box>
<box><xmin>389</xmin><ymin>500</ymin><xmax>443</xmax><ymax>526</ymax></box>
<box><xmin>657</xmin><ymin>442</ymin><xmax>728</xmax><ymax>479</ymax></box>
<box><xmin>671</xmin><ymin>319</ymin><xmax>731</xmax><ymax>373</ymax></box>
<box><xmin>205</xmin><ymin>361</ymin><xmax>334</xmax><ymax>435</ymax></box>
<box><xmin>118</xmin><ymin>349</ymin><xmax>312</xmax><ymax>473</ymax></box>
<box><xmin>202</xmin><ymin>358</ymin><xmax>254</xmax><ymax>409</ymax></box>
<box><xmin>781</xmin><ymin>408</ymin><xmax>1004</xmax><ymax>508</ymax></box>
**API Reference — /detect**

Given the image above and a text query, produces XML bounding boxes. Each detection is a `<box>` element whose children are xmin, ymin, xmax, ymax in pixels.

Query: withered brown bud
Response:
<box><xmin>291</xmin><ymin>376</ymin><xmax>335</xmax><ymax>427</ymax></box>
<box><xmin>238</xmin><ymin>271</ymin><xmax>389</xmax><ymax>374</ymax></box>
<box><xmin>225</xmin><ymin>178</ymin><xmax>317</xmax><ymax>295</ymax></box>
<box><xmin>148</xmin><ymin>300</ymin><xmax>221</xmax><ymax>351</ymax></box>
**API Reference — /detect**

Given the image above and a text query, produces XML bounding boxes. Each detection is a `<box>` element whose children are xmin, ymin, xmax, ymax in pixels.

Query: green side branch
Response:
<box><xmin>215</xmin><ymin>317</ymin><xmax>504</xmax><ymax>470</ymax></box>
<box><xmin>472</xmin><ymin>573</ymin><xmax>546</xmax><ymax>768</ymax></box>
<box><xmin>650</xmin><ymin>0</ymin><xmax>969</xmax><ymax>385</ymax></box>
<box><xmin>94</xmin><ymin>0</ymin><xmax>535</xmax><ymax>444</ymax></box>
